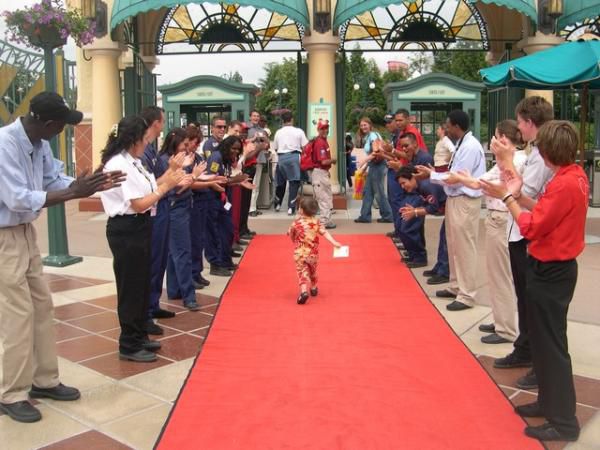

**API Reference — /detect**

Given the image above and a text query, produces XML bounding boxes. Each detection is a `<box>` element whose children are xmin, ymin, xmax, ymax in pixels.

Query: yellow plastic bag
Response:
<box><xmin>353</xmin><ymin>169</ymin><xmax>365</xmax><ymax>200</ymax></box>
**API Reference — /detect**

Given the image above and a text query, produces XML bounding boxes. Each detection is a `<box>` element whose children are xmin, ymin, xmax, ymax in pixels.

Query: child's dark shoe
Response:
<box><xmin>297</xmin><ymin>292</ymin><xmax>309</xmax><ymax>304</ymax></box>
<box><xmin>310</xmin><ymin>287</ymin><xmax>318</xmax><ymax>296</ymax></box>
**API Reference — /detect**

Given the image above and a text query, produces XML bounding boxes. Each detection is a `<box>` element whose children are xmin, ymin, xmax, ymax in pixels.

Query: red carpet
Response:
<box><xmin>157</xmin><ymin>235</ymin><xmax>542</xmax><ymax>450</ymax></box>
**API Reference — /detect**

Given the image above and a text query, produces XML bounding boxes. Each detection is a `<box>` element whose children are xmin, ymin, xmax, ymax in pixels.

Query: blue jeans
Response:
<box><xmin>166</xmin><ymin>198</ymin><xmax>195</xmax><ymax>305</ymax></box>
<box><xmin>359</xmin><ymin>162</ymin><xmax>393</xmax><ymax>222</ymax></box>
<box><xmin>396</xmin><ymin>194</ymin><xmax>427</xmax><ymax>263</ymax></box>
<box><xmin>205</xmin><ymin>196</ymin><xmax>233</xmax><ymax>268</ymax></box>
<box><xmin>387</xmin><ymin>168</ymin><xmax>406</xmax><ymax>235</ymax></box>
<box><xmin>275</xmin><ymin>152</ymin><xmax>301</xmax><ymax>210</ymax></box>
<box><xmin>432</xmin><ymin>219</ymin><xmax>449</xmax><ymax>277</ymax></box>
<box><xmin>148</xmin><ymin>199</ymin><xmax>169</xmax><ymax>318</ymax></box>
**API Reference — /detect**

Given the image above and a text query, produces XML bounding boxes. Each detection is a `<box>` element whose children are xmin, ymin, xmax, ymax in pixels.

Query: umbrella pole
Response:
<box><xmin>580</xmin><ymin>84</ymin><xmax>588</xmax><ymax>168</ymax></box>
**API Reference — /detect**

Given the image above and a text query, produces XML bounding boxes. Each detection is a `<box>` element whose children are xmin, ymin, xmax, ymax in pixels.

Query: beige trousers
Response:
<box><xmin>0</xmin><ymin>224</ymin><xmax>59</xmax><ymax>403</ymax></box>
<box><xmin>445</xmin><ymin>196</ymin><xmax>481</xmax><ymax>307</ymax></box>
<box><xmin>485</xmin><ymin>210</ymin><xmax>518</xmax><ymax>341</ymax></box>
<box><xmin>249</xmin><ymin>162</ymin><xmax>264</xmax><ymax>212</ymax></box>
<box><xmin>311</xmin><ymin>168</ymin><xmax>333</xmax><ymax>224</ymax></box>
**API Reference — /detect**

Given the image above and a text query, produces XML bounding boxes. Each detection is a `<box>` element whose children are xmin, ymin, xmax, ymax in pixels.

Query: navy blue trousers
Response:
<box><xmin>431</xmin><ymin>219</ymin><xmax>449</xmax><ymax>277</ymax></box>
<box><xmin>190</xmin><ymin>194</ymin><xmax>208</xmax><ymax>281</ymax></box>
<box><xmin>396</xmin><ymin>194</ymin><xmax>427</xmax><ymax>263</ymax></box>
<box><xmin>148</xmin><ymin>199</ymin><xmax>169</xmax><ymax>318</ymax></box>
<box><xmin>387</xmin><ymin>168</ymin><xmax>406</xmax><ymax>236</ymax></box>
<box><xmin>166</xmin><ymin>198</ymin><xmax>196</xmax><ymax>305</ymax></box>
<box><xmin>205</xmin><ymin>196</ymin><xmax>233</xmax><ymax>268</ymax></box>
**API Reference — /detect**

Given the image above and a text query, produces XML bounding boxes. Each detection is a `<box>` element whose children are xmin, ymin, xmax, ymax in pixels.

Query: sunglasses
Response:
<box><xmin>255</xmin><ymin>138</ymin><xmax>268</xmax><ymax>143</ymax></box>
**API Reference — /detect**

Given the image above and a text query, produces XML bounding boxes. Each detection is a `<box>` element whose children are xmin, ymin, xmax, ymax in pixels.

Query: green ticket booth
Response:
<box><xmin>159</xmin><ymin>75</ymin><xmax>258</xmax><ymax>137</ymax></box>
<box><xmin>384</xmin><ymin>73</ymin><xmax>484</xmax><ymax>150</ymax></box>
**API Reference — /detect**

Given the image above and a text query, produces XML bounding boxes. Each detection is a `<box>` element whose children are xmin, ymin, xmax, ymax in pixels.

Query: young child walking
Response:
<box><xmin>288</xmin><ymin>197</ymin><xmax>341</xmax><ymax>304</ymax></box>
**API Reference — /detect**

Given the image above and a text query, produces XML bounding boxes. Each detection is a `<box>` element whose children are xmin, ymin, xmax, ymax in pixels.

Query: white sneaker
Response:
<box><xmin>275</xmin><ymin>204</ymin><xmax>281</xmax><ymax>212</ymax></box>
<box><xmin>287</xmin><ymin>208</ymin><xmax>293</xmax><ymax>216</ymax></box>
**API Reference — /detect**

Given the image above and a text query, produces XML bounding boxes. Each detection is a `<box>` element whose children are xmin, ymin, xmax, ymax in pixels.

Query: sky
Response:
<box><xmin>0</xmin><ymin>0</ymin><xmax>410</xmax><ymax>88</ymax></box>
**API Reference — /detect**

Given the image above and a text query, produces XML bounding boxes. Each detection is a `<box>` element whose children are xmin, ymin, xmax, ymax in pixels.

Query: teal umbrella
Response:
<box><xmin>480</xmin><ymin>39</ymin><xmax>600</xmax><ymax>165</ymax></box>
<box><xmin>480</xmin><ymin>40</ymin><xmax>600</xmax><ymax>89</ymax></box>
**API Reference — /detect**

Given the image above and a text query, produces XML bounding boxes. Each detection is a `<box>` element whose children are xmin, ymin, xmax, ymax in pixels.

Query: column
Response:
<box><xmin>303</xmin><ymin>35</ymin><xmax>341</xmax><ymax>194</ymax></box>
<box><xmin>517</xmin><ymin>32</ymin><xmax>564</xmax><ymax>104</ymax></box>
<box><xmin>74</xmin><ymin>48</ymin><xmax>94</xmax><ymax>173</ymax></box>
<box><xmin>87</xmin><ymin>43</ymin><xmax>123</xmax><ymax>168</ymax></box>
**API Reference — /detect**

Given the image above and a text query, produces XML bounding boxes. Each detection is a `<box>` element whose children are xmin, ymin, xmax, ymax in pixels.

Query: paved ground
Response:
<box><xmin>2</xmin><ymin>198</ymin><xmax>599</xmax><ymax>449</ymax></box>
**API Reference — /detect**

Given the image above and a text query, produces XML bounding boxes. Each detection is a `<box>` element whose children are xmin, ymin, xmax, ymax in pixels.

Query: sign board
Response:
<box><xmin>397</xmin><ymin>84</ymin><xmax>476</xmax><ymax>100</ymax></box>
<box><xmin>167</xmin><ymin>86</ymin><xmax>244</xmax><ymax>103</ymax></box>
<box><xmin>308</xmin><ymin>102</ymin><xmax>332</xmax><ymax>138</ymax></box>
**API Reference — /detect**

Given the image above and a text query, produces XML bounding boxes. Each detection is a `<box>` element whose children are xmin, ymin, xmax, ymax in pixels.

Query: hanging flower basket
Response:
<box><xmin>2</xmin><ymin>0</ymin><xmax>96</xmax><ymax>50</ymax></box>
<box><xmin>21</xmin><ymin>23</ymin><xmax>67</xmax><ymax>49</ymax></box>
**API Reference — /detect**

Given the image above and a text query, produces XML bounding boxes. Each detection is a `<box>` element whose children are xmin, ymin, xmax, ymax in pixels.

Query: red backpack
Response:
<box><xmin>300</xmin><ymin>138</ymin><xmax>318</xmax><ymax>171</ymax></box>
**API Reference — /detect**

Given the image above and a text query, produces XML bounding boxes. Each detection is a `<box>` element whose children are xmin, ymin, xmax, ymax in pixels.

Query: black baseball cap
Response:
<box><xmin>383</xmin><ymin>113</ymin><xmax>394</xmax><ymax>123</ymax></box>
<box><xmin>29</xmin><ymin>92</ymin><xmax>83</xmax><ymax>125</ymax></box>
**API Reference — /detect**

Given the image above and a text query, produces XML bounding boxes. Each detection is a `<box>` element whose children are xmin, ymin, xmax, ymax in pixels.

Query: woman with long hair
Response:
<box><xmin>100</xmin><ymin>116</ymin><xmax>184</xmax><ymax>362</ymax></box>
<box><xmin>159</xmin><ymin>128</ymin><xmax>203</xmax><ymax>311</ymax></box>
<box><xmin>354</xmin><ymin>117</ymin><xmax>393</xmax><ymax>223</ymax></box>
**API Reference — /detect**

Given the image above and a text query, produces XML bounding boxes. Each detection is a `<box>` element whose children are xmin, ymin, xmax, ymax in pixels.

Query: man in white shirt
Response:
<box><xmin>272</xmin><ymin>111</ymin><xmax>308</xmax><ymax>215</ymax></box>
<box><xmin>0</xmin><ymin>92</ymin><xmax>124</xmax><ymax>423</ymax></box>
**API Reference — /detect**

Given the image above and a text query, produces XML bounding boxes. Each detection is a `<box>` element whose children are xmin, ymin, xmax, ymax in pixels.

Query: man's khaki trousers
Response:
<box><xmin>445</xmin><ymin>195</ymin><xmax>481</xmax><ymax>307</ymax></box>
<box><xmin>311</xmin><ymin>168</ymin><xmax>333</xmax><ymax>224</ymax></box>
<box><xmin>0</xmin><ymin>224</ymin><xmax>59</xmax><ymax>403</ymax></box>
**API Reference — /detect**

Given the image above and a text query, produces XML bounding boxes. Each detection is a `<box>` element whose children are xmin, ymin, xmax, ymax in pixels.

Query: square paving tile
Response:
<box><xmin>49</xmin><ymin>278</ymin><xmax>96</xmax><ymax>293</ymax></box>
<box><xmin>56</xmin><ymin>335</ymin><xmax>118</xmax><ymax>362</ymax></box>
<box><xmin>100</xmin><ymin>326</ymin><xmax>181</xmax><ymax>342</ymax></box>
<box><xmin>85</xmin><ymin>295</ymin><xmax>118</xmax><ymax>310</ymax></box>
<box><xmin>158</xmin><ymin>301</ymin><xmax>187</xmax><ymax>313</ymax></box>
<box><xmin>188</xmin><ymin>327</ymin><xmax>209</xmax><ymax>338</ymax></box>
<box><xmin>157</xmin><ymin>334</ymin><xmax>204</xmax><ymax>361</ymax></box>
<box><xmin>478</xmin><ymin>355</ymin><xmax>532</xmax><ymax>389</ymax></box>
<box><xmin>39</xmin><ymin>430</ymin><xmax>132</xmax><ymax>450</ymax></box>
<box><xmin>80</xmin><ymin>353</ymin><xmax>173</xmax><ymax>379</ymax></box>
<box><xmin>163</xmin><ymin>311</ymin><xmax>214</xmax><ymax>332</ymax></box>
<box><xmin>54</xmin><ymin>303</ymin><xmax>106</xmax><ymax>321</ymax></box>
<box><xmin>573</xmin><ymin>374</ymin><xmax>600</xmax><ymax>408</ymax></box>
<box><xmin>200</xmin><ymin>304</ymin><xmax>218</xmax><ymax>315</ymax></box>
<box><xmin>66</xmin><ymin>311</ymin><xmax>120</xmax><ymax>333</ymax></box>
<box><xmin>55</xmin><ymin>323</ymin><xmax>91</xmax><ymax>342</ymax></box>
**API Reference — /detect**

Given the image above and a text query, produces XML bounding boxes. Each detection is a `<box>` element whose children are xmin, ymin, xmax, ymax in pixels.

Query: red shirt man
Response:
<box><xmin>313</xmin><ymin>135</ymin><xmax>332</xmax><ymax>171</ymax></box>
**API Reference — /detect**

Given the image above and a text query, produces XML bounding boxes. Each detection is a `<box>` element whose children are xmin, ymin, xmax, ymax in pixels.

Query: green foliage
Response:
<box><xmin>224</xmin><ymin>70</ymin><xmax>243</xmax><ymax>83</ymax></box>
<box><xmin>255</xmin><ymin>57</ymin><xmax>298</xmax><ymax>130</ymax></box>
<box><xmin>431</xmin><ymin>42</ymin><xmax>488</xmax><ymax>82</ymax></box>
<box><xmin>407</xmin><ymin>53</ymin><xmax>433</xmax><ymax>78</ymax></box>
<box><xmin>382</xmin><ymin>69</ymin><xmax>407</xmax><ymax>85</ymax></box>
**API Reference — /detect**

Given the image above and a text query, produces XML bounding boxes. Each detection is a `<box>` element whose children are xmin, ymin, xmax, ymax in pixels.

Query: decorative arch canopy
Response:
<box><xmin>333</xmin><ymin>0</ymin><xmax>538</xmax><ymax>30</ymax></box>
<box><xmin>558</xmin><ymin>0</ymin><xmax>600</xmax><ymax>31</ymax></box>
<box><xmin>111</xmin><ymin>0</ymin><xmax>310</xmax><ymax>30</ymax></box>
<box><xmin>156</xmin><ymin>3</ymin><xmax>304</xmax><ymax>54</ymax></box>
<box><xmin>339</xmin><ymin>0</ymin><xmax>490</xmax><ymax>52</ymax></box>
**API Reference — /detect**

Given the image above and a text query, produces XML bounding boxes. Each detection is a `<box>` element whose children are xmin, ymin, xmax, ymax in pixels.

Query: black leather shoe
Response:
<box><xmin>210</xmin><ymin>266</ymin><xmax>232</xmax><ymax>277</ymax></box>
<box><xmin>427</xmin><ymin>274</ymin><xmax>449</xmax><ymax>285</ymax></box>
<box><xmin>153</xmin><ymin>308</ymin><xmax>176</xmax><ymax>319</ymax></box>
<box><xmin>228</xmin><ymin>263</ymin><xmax>239</xmax><ymax>271</ymax></box>
<box><xmin>494</xmin><ymin>353</ymin><xmax>533</xmax><ymax>369</ymax></box>
<box><xmin>142</xmin><ymin>339</ymin><xmax>161</xmax><ymax>352</ymax></box>
<box><xmin>192</xmin><ymin>279</ymin><xmax>205</xmax><ymax>290</ymax></box>
<box><xmin>30</xmin><ymin>383</ymin><xmax>80</xmax><ymax>401</ymax></box>
<box><xmin>297</xmin><ymin>292</ymin><xmax>309</xmax><ymax>305</ymax></box>
<box><xmin>0</xmin><ymin>401</ymin><xmax>42</xmax><ymax>423</ymax></box>
<box><xmin>517</xmin><ymin>370</ymin><xmax>538</xmax><ymax>390</ymax></box>
<box><xmin>385</xmin><ymin>231</ymin><xmax>395</xmax><ymax>238</ymax></box>
<box><xmin>515</xmin><ymin>402</ymin><xmax>543</xmax><ymax>417</ymax></box>
<box><xmin>231</xmin><ymin>251</ymin><xmax>242</xmax><ymax>258</ymax></box>
<box><xmin>481</xmin><ymin>333</ymin><xmax>511</xmax><ymax>344</ymax></box>
<box><xmin>406</xmin><ymin>260</ymin><xmax>427</xmax><ymax>269</ymax></box>
<box><xmin>232</xmin><ymin>243</ymin><xmax>243</xmax><ymax>252</ymax></box>
<box><xmin>436</xmin><ymin>289</ymin><xmax>456</xmax><ymax>299</ymax></box>
<box><xmin>423</xmin><ymin>269</ymin><xmax>437</xmax><ymax>277</ymax></box>
<box><xmin>146</xmin><ymin>319</ymin><xmax>164</xmax><ymax>335</ymax></box>
<box><xmin>240</xmin><ymin>233</ymin><xmax>255</xmax><ymax>240</ymax></box>
<box><xmin>197</xmin><ymin>275</ymin><xmax>210</xmax><ymax>287</ymax></box>
<box><xmin>446</xmin><ymin>301</ymin><xmax>471</xmax><ymax>311</ymax></box>
<box><xmin>354</xmin><ymin>218</ymin><xmax>370</xmax><ymax>223</ymax></box>
<box><xmin>238</xmin><ymin>239</ymin><xmax>250</xmax><ymax>246</ymax></box>
<box><xmin>119</xmin><ymin>349</ymin><xmax>157</xmax><ymax>362</ymax></box>
<box><xmin>310</xmin><ymin>287</ymin><xmax>318</xmax><ymax>296</ymax></box>
<box><xmin>479</xmin><ymin>323</ymin><xmax>495</xmax><ymax>333</ymax></box>
<box><xmin>525</xmin><ymin>423</ymin><xmax>579</xmax><ymax>442</ymax></box>
<box><xmin>248</xmin><ymin>210</ymin><xmax>260</xmax><ymax>217</ymax></box>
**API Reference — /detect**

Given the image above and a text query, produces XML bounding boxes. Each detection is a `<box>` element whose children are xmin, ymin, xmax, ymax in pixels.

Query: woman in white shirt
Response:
<box><xmin>100</xmin><ymin>116</ymin><xmax>184</xmax><ymax>363</ymax></box>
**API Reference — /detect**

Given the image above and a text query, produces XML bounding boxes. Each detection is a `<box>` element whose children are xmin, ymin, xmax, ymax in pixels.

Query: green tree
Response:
<box><xmin>382</xmin><ymin>69</ymin><xmax>408</xmax><ymax>85</ymax></box>
<box><xmin>223</xmin><ymin>70</ymin><xmax>243</xmax><ymax>83</ymax></box>
<box><xmin>255</xmin><ymin>58</ymin><xmax>298</xmax><ymax>130</ymax></box>
<box><xmin>407</xmin><ymin>53</ymin><xmax>433</xmax><ymax>78</ymax></box>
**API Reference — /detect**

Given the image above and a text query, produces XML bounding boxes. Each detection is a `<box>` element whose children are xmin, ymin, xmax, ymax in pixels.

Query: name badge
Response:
<box><xmin>224</xmin><ymin>202</ymin><xmax>232</xmax><ymax>211</ymax></box>
<box><xmin>210</xmin><ymin>162</ymin><xmax>220</xmax><ymax>173</ymax></box>
<box><xmin>151</xmin><ymin>205</ymin><xmax>157</xmax><ymax>217</ymax></box>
